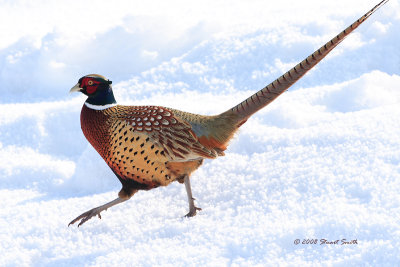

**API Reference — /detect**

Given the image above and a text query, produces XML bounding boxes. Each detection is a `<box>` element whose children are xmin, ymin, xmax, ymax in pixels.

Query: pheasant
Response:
<box><xmin>69</xmin><ymin>0</ymin><xmax>388</xmax><ymax>227</ymax></box>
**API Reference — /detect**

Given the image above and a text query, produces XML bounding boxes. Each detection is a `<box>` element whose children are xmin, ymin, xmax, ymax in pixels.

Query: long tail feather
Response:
<box><xmin>223</xmin><ymin>0</ymin><xmax>389</xmax><ymax>122</ymax></box>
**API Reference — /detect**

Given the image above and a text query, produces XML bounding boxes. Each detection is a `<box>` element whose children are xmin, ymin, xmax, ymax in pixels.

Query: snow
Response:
<box><xmin>1</xmin><ymin>0</ymin><xmax>400</xmax><ymax>266</ymax></box>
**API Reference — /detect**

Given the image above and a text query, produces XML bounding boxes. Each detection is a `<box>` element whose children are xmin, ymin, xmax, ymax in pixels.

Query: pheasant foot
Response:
<box><xmin>68</xmin><ymin>197</ymin><xmax>127</xmax><ymax>227</ymax></box>
<box><xmin>185</xmin><ymin>204</ymin><xmax>202</xmax><ymax>217</ymax></box>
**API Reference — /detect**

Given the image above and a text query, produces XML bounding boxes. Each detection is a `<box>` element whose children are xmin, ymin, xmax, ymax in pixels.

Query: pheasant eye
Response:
<box><xmin>88</xmin><ymin>80</ymin><xmax>94</xmax><ymax>85</ymax></box>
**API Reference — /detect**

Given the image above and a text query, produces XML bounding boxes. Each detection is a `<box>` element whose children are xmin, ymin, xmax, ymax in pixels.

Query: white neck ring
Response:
<box><xmin>84</xmin><ymin>102</ymin><xmax>117</xmax><ymax>110</ymax></box>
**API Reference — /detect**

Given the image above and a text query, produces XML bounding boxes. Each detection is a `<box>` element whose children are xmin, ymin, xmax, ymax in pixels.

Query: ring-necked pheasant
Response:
<box><xmin>69</xmin><ymin>0</ymin><xmax>388</xmax><ymax>227</ymax></box>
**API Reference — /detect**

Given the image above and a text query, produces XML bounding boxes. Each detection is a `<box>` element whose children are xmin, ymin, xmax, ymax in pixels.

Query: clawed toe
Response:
<box><xmin>184</xmin><ymin>206</ymin><xmax>202</xmax><ymax>217</ymax></box>
<box><xmin>68</xmin><ymin>208</ymin><xmax>103</xmax><ymax>227</ymax></box>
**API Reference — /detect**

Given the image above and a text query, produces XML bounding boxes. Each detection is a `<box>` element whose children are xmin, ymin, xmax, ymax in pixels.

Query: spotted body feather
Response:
<box><xmin>80</xmin><ymin>104</ymin><xmax>236</xmax><ymax>190</ymax></box>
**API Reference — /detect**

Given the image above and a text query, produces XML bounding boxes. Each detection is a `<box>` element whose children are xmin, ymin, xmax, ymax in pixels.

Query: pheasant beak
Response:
<box><xmin>70</xmin><ymin>83</ymin><xmax>82</xmax><ymax>93</ymax></box>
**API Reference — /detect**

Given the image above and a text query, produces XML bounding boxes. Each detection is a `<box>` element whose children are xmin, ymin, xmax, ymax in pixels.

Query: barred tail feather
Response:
<box><xmin>223</xmin><ymin>0</ymin><xmax>389</xmax><ymax>122</ymax></box>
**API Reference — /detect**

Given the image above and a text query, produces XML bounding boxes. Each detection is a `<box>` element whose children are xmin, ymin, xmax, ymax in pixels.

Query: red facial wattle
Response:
<box><xmin>81</xmin><ymin>78</ymin><xmax>100</xmax><ymax>94</ymax></box>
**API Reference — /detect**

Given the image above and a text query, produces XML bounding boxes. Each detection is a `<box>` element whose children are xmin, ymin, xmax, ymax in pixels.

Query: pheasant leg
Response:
<box><xmin>69</xmin><ymin>197</ymin><xmax>127</xmax><ymax>227</ymax></box>
<box><xmin>184</xmin><ymin>175</ymin><xmax>202</xmax><ymax>217</ymax></box>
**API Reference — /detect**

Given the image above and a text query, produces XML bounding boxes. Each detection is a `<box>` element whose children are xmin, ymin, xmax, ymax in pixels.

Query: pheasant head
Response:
<box><xmin>70</xmin><ymin>74</ymin><xmax>116</xmax><ymax>107</ymax></box>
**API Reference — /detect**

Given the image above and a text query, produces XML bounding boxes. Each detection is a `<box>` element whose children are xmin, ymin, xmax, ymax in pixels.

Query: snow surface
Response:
<box><xmin>1</xmin><ymin>0</ymin><xmax>400</xmax><ymax>266</ymax></box>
